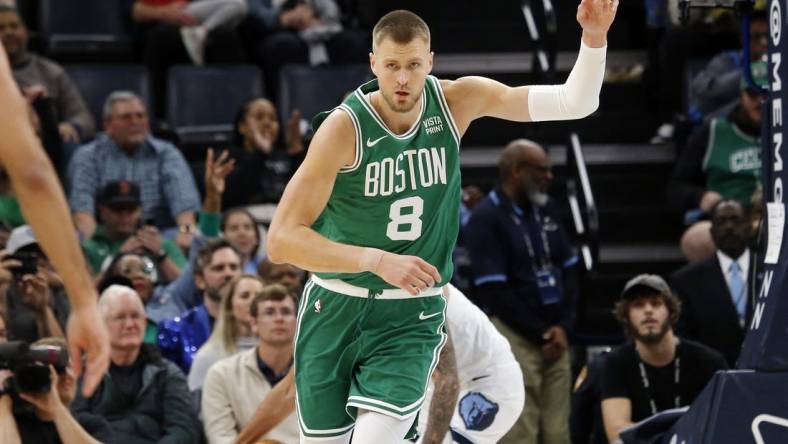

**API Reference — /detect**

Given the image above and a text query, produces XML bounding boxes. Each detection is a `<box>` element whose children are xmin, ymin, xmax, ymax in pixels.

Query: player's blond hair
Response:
<box><xmin>372</xmin><ymin>10</ymin><xmax>430</xmax><ymax>51</ymax></box>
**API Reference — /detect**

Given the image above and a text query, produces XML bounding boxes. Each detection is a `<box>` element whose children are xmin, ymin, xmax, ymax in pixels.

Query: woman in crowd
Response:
<box><xmin>222</xmin><ymin>208</ymin><xmax>263</xmax><ymax>274</ymax></box>
<box><xmin>222</xmin><ymin>97</ymin><xmax>305</xmax><ymax>209</ymax></box>
<box><xmin>187</xmin><ymin>273</ymin><xmax>262</xmax><ymax>392</ymax></box>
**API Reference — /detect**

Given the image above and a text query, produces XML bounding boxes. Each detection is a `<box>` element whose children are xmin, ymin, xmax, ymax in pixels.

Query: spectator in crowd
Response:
<box><xmin>133</xmin><ymin>0</ymin><xmax>248</xmax><ymax>66</ymax></box>
<box><xmin>67</xmin><ymin>91</ymin><xmax>201</xmax><ymax>250</ymax></box>
<box><xmin>1</xmin><ymin>225</ymin><xmax>68</xmax><ymax>343</ymax></box>
<box><xmin>202</xmin><ymin>283</ymin><xmax>298</xmax><ymax>444</ymax></box>
<box><xmin>224</xmin><ymin>97</ymin><xmax>305</xmax><ymax>208</ymax></box>
<box><xmin>188</xmin><ymin>273</ymin><xmax>262</xmax><ymax>392</ymax></box>
<box><xmin>671</xmin><ymin>200</ymin><xmax>753</xmax><ymax>367</ymax></box>
<box><xmin>72</xmin><ymin>285</ymin><xmax>202</xmax><ymax>444</ymax></box>
<box><xmin>257</xmin><ymin>258</ymin><xmax>305</xmax><ymax>294</ymax></box>
<box><xmin>689</xmin><ymin>9</ymin><xmax>768</xmax><ymax>121</ymax></box>
<box><xmin>0</xmin><ymin>337</ymin><xmax>115</xmax><ymax>444</ymax></box>
<box><xmin>82</xmin><ymin>180</ymin><xmax>187</xmax><ymax>280</ymax></box>
<box><xmin>222</xmin><ymin>209</ymin><xmax>264</xmax><ymax>274</ymax></box>
<box><xmin>157</xmin><ymin>239</ymin><xmax>242</xmax><ymax>373</ymax></box>
<box><xmin>127</xmin><ymin>0</ymin><xmax>248</xmax><ymax>116</ymax></box>
<box><xmin>601</xmin><ymin>275</ymin><xmax>728</xmax><ymax>443</ymax></box>
<box><xmin>0</xmin><ymin>5</ymin><xmax>95</xmax><ymax>147</ymax></box>
<box><xmin>245</xmin><ymin>0</ymin><xmax>367</xmax><ymax>98</ymax></box>
<box><xmin>670</xmin><ymin>60</ymin><xmax>766</xmax><ymax>261</ymax></box>
<box><xmin>464</xmin><ymin>139</ymin><xmax>578</xmax><ymax>444</ymax></box>
<box><xmin>96</xmin><ymin>253</ymin><xmax>161</xmax><ymax>344</ymax></box>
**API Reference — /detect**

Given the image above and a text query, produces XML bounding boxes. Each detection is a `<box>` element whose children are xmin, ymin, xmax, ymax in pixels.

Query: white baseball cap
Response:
<box><xmin>6</xmin><ymin>225</ymin><xmax>38</xmax><ymax>253</ymax></box>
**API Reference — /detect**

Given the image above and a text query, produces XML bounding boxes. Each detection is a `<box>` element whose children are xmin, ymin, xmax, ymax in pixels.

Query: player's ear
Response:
<box><xmin>427</xmin><ymin>51</ymin><xmax>434</xmax><ymax>74</ymax></box>
<box><xmin>369</xmin><ymin>52</ymin><xmax>377</xmax><ymax>76</ymax></box>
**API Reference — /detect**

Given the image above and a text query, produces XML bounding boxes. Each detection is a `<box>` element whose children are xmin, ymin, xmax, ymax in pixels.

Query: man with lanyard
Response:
<box><xmin>600</xmin><ymin>274</ymin><xmax>728</xmax><ymax>443</ymax></box>
<box><xmin>464</xmin><ymin>139</ymin><xmax>578</xmax><ymax>444</ymax></box>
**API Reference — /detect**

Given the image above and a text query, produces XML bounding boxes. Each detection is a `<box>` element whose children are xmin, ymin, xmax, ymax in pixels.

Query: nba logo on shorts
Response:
<box><xmin>314</xmin><ymin>299</ymin><xmax>321</xmax><ymax>313</ymax></box>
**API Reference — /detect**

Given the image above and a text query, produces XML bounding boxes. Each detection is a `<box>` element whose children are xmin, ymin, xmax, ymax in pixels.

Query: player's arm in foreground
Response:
<box><xmin>267</xmin><ymin>111</ymin><xmax>441</xmax><ymax>295</ymax></box>
<box><xmin>443</xmin><ymin>0</ymin><xmax>618</xmax><ymax>134</ymax></box>
<box><xmin>421</xmin><ymin>331</ymin><xmax>460</xmax><ymax>444</ymax></box>
<box><xmin>233</xmin><ymin>369</ymin><xmax>296</xmax><ymax>444</ymax></box>
<box><xmin>0</xmin><ymin>44</ymin><xmax>109</xmax><ymax>396</ymax></box>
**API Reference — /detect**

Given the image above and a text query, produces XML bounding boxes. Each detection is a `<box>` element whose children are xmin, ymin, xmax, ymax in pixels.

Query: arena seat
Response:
<box><xmin>278</xmin><ymin>64</ymin><xmax>372</xmax><ymax>125</ymax></box>
<box><xmin>39</xmin><ymin>0</ymin><xmax>132</xmax><ymax>57</ymax></box>
<box><xmin>166</xmin><ymin>65</ymin><xmax>263</xmax><ymax>145</ymax></box>
<box><xmin>65</xmin><ymin>65</ymin><xmax>152</xmax><ymax>129</ymax></box>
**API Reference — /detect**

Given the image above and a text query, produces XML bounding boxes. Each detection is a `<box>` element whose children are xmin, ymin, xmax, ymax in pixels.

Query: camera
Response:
<box><xmin>0</xmin><ymin>341</ymin><xmax>68</xmax><ymax>395</ymax></box>
<box><xmin>8</xmin><ymin>251</ymin><xmax>38</xmax><ymax>278</ymax></box>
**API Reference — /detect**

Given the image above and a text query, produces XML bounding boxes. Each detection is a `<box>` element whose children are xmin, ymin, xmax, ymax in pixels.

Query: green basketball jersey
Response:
<box><xmin>311</xmin><ymin>76</ymin><xmax>462</xmax><ymax>289</ymax></box>
<box><xmin>703</xmin><ymin>117</ymin><xmax>761</xmax><ymax>204</ymax></box>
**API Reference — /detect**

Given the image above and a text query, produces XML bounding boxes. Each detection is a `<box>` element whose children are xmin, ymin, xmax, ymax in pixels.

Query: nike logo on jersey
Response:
<box><xmin>471</xmin><ymin>375</ymin><xmax>491</xmax><ymax>382</ymax></box>
<box><xmin>419</xmin><ymin>311</ymin><xmax>441</xmax><ymax>321</ymax></box>
<box><xmin>366</xmin><ymin>135</ymin><xmax>387</xmax><ymax>147</ymax></box>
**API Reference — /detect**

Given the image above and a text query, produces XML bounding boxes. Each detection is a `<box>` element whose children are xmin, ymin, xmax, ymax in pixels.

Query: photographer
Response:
<box><xmin>2</xmin><ymin>225</ymin><xmax>68</xmax><ymax>342</ymax></box>
<box><xmin>0</xmin><ymin>337</ymin><xmax>114</xmax><ymax>444</ymax></box>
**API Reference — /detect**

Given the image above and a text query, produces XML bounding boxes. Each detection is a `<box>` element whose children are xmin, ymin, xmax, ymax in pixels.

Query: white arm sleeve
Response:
<box><xmin>527</xmin><ymin>40</ymin><xmax>607</xmax><ymax>122</ymax></box>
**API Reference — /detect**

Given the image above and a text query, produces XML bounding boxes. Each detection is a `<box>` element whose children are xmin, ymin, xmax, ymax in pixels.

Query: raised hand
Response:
<box><xmin>286</xmin><ymin>110</ymin><xmax>304</xmax><ymax>156</ymax></box>
<box><xmin>67</xmin><ymin>303</ymin><xmax>110</xmax><ymax>397</ymax></box>
<box><xmin>204</xmin><ymin>148</ymin><xmax>236</xmax><ymax>197</ymax></box>
<box><xmin>577</xmin><ymin>0</ymin><xmax>618</xmax><ymax>40</ymax></box>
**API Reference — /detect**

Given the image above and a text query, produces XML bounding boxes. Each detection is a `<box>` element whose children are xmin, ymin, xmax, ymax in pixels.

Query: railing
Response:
<box><xmin>565</xmin><ymin>133</ymin><xmax>599</xmax><ymax>272</ymax></box>
<box><xmin>520</xmin><ymin>0</ymin><xmax>558</xmax><ymax>79</ymax></box>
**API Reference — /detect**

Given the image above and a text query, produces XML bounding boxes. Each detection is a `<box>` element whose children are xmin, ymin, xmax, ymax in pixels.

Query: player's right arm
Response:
<box><xmin>0</xmin><ymin>43</ymin><xmax>109</xmax><ymax>397</ymax></box>
<box><xmin>267</xmin><ymin>110</ymin><xmax>441</xmax><ymax>295</ymax></box>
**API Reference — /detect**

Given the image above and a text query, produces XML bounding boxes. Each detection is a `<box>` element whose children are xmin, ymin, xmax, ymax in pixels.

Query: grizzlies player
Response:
<box><xmin>413</xmin><ymin>284</ymin><xmax>525</xmax><ymax>444</ymax></box>
<box><xmin>268</xmin><ymin>3</ymin><xmax>618</xmax><ymax>443</ymax></box>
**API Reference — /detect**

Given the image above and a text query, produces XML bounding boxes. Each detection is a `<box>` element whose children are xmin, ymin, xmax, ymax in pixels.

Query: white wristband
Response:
<box><xmin>359</xmin><ymin>248</ymin><xmax>385</xmax><ymax>273</ymax></box>
<box><xmin>527</xmin><ymin>40</ymin><xmax>607</xmax><ymax>122</ymax></box>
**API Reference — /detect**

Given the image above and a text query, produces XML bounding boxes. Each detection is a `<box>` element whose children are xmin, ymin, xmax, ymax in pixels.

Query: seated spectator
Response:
<box><xmin>0</xmin><ymin>5</ymin><xmax>95</xmax><ymax>148</ymax></box>
<box><xmin>689</xmin><ymin>9</ymin><xmax>768</xmax><ymax>121</ymax></box>
<box><xmin>222</xmin><ymin>209</ymin><xmax>264</xmax><ymax>274</ymax></box>
<box><xmin>128</xmin><ymin>0</ymin><xmax>248</xmax><ymax>116</ymax></box>
<box><xmin>202</xmin><ymin>283</ymin><xmax>298</xmax><ymax>444</ymax></box>
<box><xmin>670</xmin><ymin>60</ymin><xmax>766</xmax><ymax>261</ymax></box>
<box><xmin>67</xmin><ymin>91</ymin><xmax>201</xmax><ymax>249</ymax></box>
<box><xmin>188</xmin><ymin>273</ymin><xmax>261</xmax><ymax>392</ymax></box>
<box><xmin>224</xmin><ymin>97</ymin><xmax>305</xmax><ymax>208</ymax></box>
<box><xmin>245</xmin><ymin>0</ymin><xmax>367</xmax><ymax>98</ymax></box>
<box><xmin>157</xmin><ymin>239</ymin><xmax>242</xmax><ymax>373</ymax></box>
<box><xmin>0</xmin><ymin>337</ymin><xmax>115</xmax><ymax>444</ymax></box>
<box><xmin>71</xmin><ymin>285</ymin><xmax>202</xmax><ymax>443</ymax></box>
<box><xmin>1</xmin><ymin>225</ymin><xmax>68</xmax><ymax>343</ymax></box>
<box><xmin>257</xmin><ymin>258</ymin><xmax>305</xmax><ymax>294</ymax></box>
<box><xmin>133</xmin><ymin>0</ymin><xmax>247</xmax><ymax>66</ymax></box>
<box><xmin>671</xmin><ymin>200</ymin><xmax>753</xmax><ymax>367</ymax></box>
<box><xmin>601</xmin><ymin>275</ymin><xmax>728</xmax><ymax>443</ymax></box>
<box><xmin>82</xmin><ymin>180</ymin><xmax>186</xmax><ymax>280</ymax></box>
<box><xmin>96</xmin><ymin>254</ymin><xmax>162</xmax><ymax>344</ymax></box>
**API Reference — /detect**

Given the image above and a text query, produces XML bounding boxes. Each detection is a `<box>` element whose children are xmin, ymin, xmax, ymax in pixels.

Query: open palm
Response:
<box><xmin>577</xmin><ymin>0</ymin><xmax>618</xmax><ymax>36</ymax></box>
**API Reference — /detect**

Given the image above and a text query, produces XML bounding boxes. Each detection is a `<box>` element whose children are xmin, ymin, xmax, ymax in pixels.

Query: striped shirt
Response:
<box><xmin>67</xmin><ymin>133</ymin><xmax>200</xmax><ymax>228</ymax></box>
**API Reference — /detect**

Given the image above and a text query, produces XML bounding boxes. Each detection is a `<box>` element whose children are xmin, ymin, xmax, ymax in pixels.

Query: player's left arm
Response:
<box><xmin>421</xmin><ymin>331</ymin><xmax>460</xmax><ymax>444</ymax></box>
<box><xmin>444</xmin><ymin>0</ymin><xmax>618</xmax><ymax>132</ymax></box>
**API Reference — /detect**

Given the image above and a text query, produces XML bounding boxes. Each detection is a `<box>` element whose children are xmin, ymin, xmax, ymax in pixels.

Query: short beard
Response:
<box><xmin>527</xmin><ymin>189</ymin><xmax>549</xmax><ymax>206</ymax></box>
<box><xmin>206</xmin><ymin>287</ymin><xmax>223</xmax><ymax>303</ymax></box>
<box><xmin>381</xmin><ymin>89</ymin><xmax>419</xmax><ymax>114</ymax></box>
<box><xmin>630</xmin><ymin>320</ymin><xmax>670</xmax><ymax>345</ymax></box>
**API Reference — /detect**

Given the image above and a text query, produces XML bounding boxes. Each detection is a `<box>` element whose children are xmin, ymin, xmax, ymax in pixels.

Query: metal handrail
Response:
<box><xmin>565</xmin><ymin>132</ymin><xmax>600</xmax><ymax>271</ymax></box>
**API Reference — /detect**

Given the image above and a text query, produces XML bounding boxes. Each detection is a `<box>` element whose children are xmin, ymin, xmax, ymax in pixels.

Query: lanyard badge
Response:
<box><xmin>512</xmin><ymin>208</ymin><xmax>562</xmax><ymax>306</ymax></box>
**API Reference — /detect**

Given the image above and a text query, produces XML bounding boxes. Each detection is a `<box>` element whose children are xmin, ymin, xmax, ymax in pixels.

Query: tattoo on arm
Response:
<box><xmin>422</xmin><ymin>331</ymin><xmax>460</xmax><ymax>444</ymax></box>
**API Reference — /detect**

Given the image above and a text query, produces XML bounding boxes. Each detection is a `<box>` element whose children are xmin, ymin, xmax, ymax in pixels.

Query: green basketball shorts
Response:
<box><xmin>294</xmin><ymin>275</ymin><xmax>448</xmax><ymax>440</ymax></box>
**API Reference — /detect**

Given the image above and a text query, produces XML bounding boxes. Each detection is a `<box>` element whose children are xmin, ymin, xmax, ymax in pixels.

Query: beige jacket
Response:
<box><xmin>202</xmin><ymin>348</ymin><xmax>299</xmax><ymax>444</ymax></box>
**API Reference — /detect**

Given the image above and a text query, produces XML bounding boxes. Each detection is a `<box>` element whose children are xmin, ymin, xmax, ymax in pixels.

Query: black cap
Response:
<box><xmin>99</xmin><ymin>180</ymin><xmax>141</xmax><ymax>207</ymax></box>
<box><xmin>621</xmin><ymin>274</ymin><xmax>672</xmax><ymax>300</ymax></box>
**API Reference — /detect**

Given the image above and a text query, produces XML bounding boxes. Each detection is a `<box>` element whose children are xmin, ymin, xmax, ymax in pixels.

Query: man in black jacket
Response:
<box><xmin>71</xmin><ymin>285</ymin><xmax>201</xmax><ymax>443</ymax></box>
<box><xmin>670</xmin><ymin>199</ymin><xmax>754</xmax><ymax>367</ymax></box>
<box><xmin>465</xmin><ymin>139</ymin><xmax>578</xmax><ymax>444</ymax></box>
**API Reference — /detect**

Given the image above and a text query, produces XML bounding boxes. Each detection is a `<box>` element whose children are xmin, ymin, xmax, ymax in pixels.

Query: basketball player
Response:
<box><xmin>0</xmin><ymin>42</ymin><xmax>109</xmax><ymax>396</ymax></box>
<box><xmin>268</xmin><ymin>2</ymin><xmax>618</xmax><ymax>442</ymax></box>
<box><xmin>414</xmin><ymin>284</ymin><xmax>524</xmax><ymax>444</ymax></box>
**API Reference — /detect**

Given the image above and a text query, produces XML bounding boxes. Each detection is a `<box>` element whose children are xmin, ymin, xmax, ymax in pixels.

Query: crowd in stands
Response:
<box><xmin>0</xmin><ymin>1</ymin><xmax>773</xmax><ymax>444</ymax></box>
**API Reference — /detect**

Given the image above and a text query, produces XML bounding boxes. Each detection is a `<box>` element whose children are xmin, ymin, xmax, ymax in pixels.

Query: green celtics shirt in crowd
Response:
<box><xmin>311</xmin><ymin>75</ymin><xmax>462</xmax><ymax>289</ymax></box>
<box><xmin>703</xmin><ymin>117</ymin><xmax>761</xmax><ymax>204</ymax></box>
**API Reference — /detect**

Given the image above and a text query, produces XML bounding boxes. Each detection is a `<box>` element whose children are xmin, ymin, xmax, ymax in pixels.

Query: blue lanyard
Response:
<box><xmin>510</xmin><ymin>206</ymin><xmax>552</xmax><ymax>269</ymax></box>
